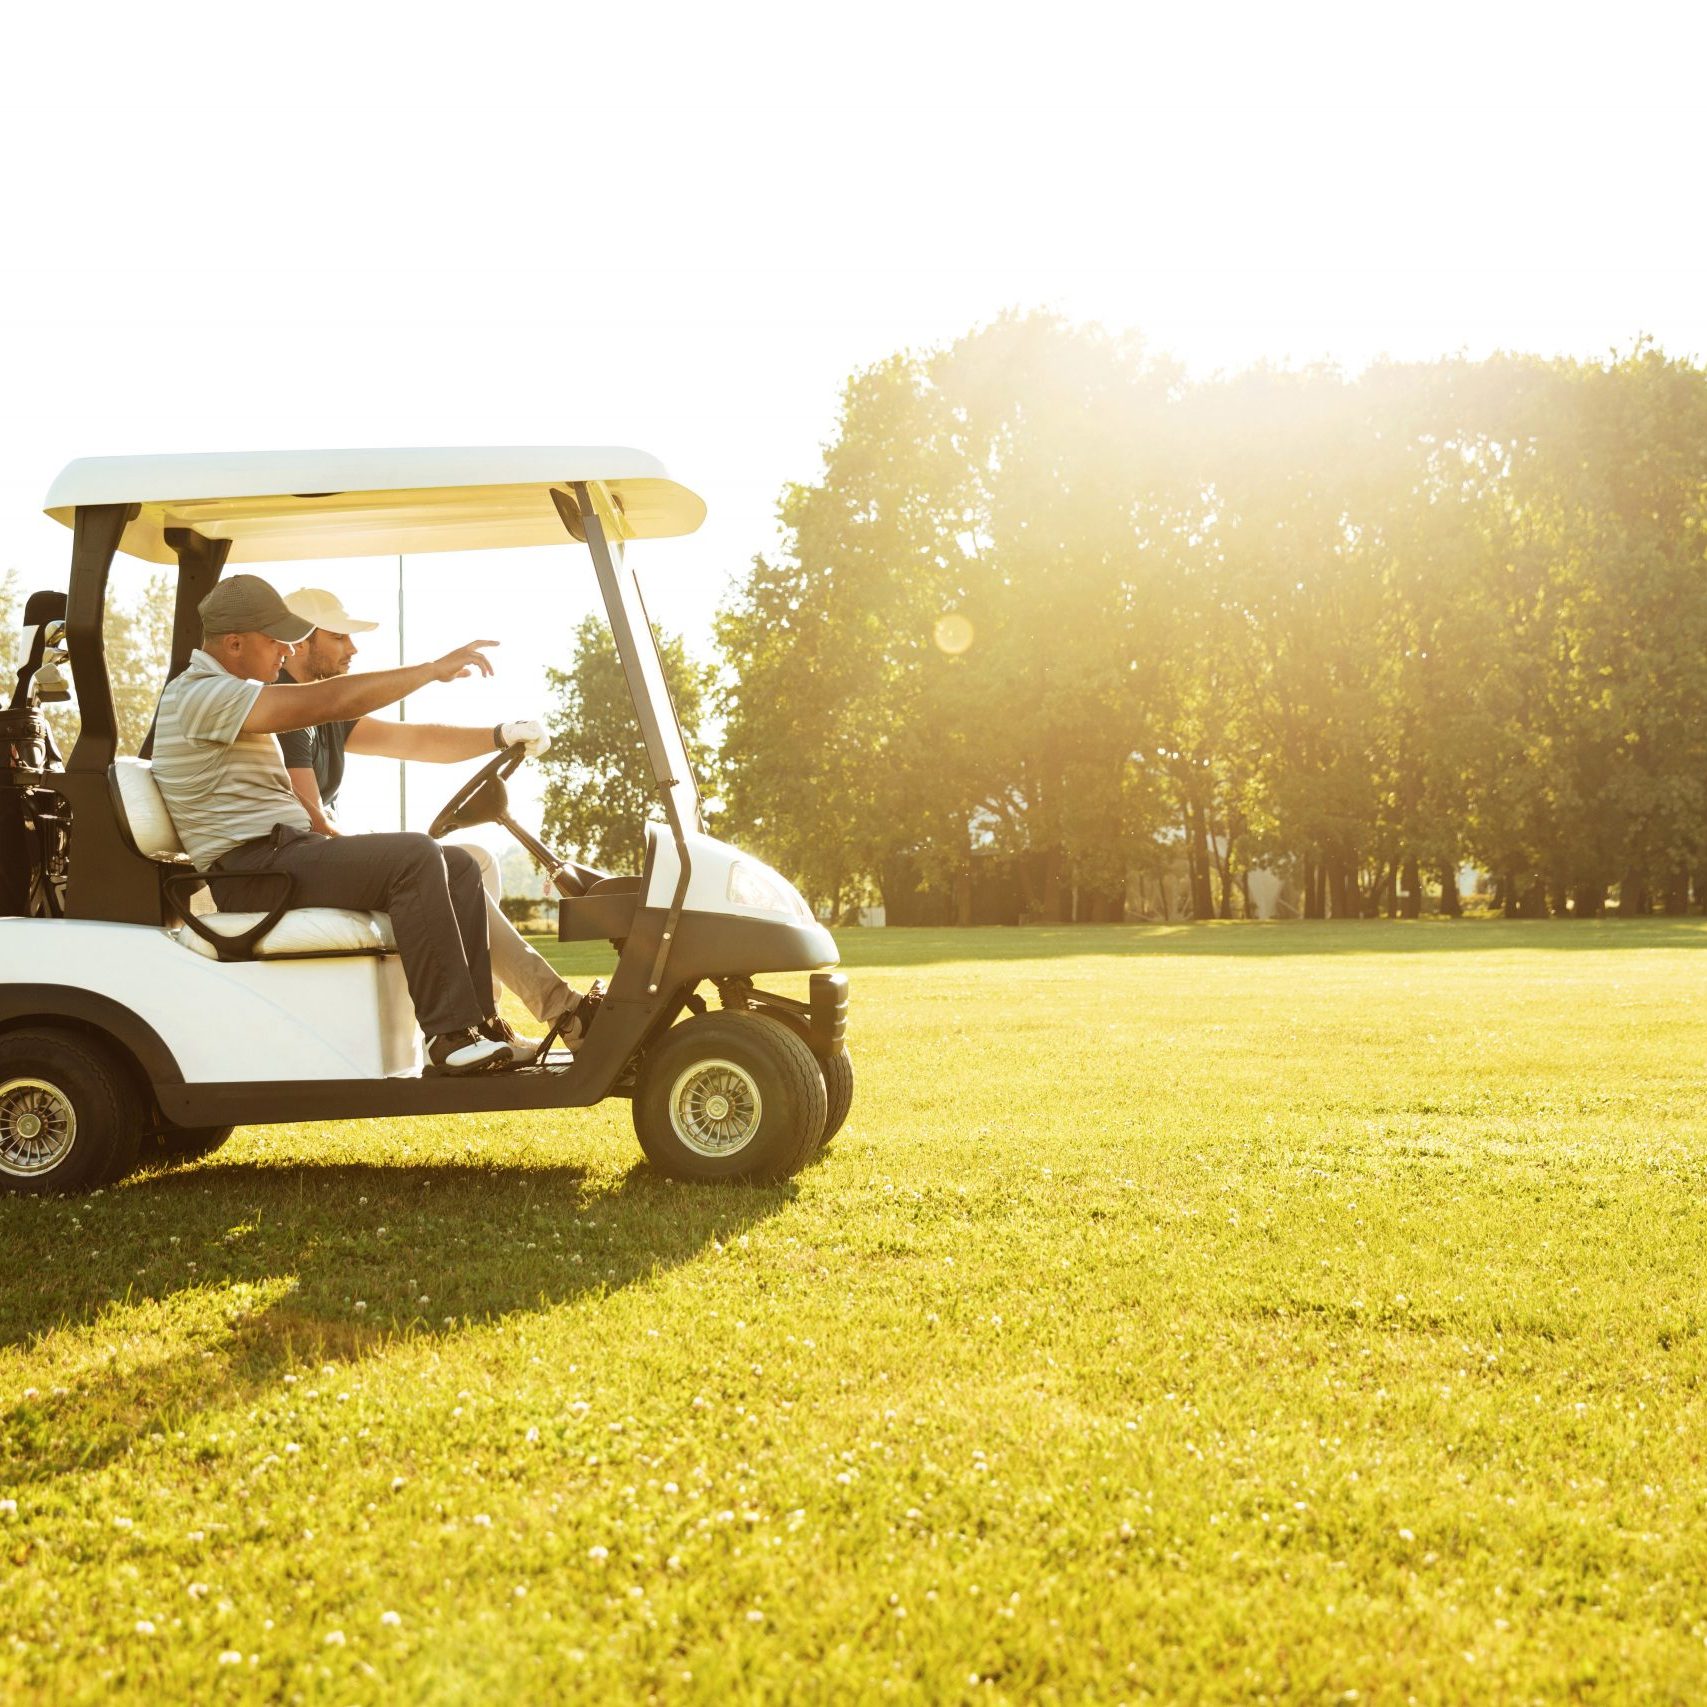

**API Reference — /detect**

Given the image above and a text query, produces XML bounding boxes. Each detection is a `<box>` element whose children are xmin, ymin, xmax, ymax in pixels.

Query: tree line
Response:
<box><xmin>11</xmin><ymin>315</ymin><xmax>1703</xmax><ymax>929</ymax></box>
<box><xmin>545</xmin><ymin>315</ymin><xmax>1707</xmax><ymax>924</ymax></box>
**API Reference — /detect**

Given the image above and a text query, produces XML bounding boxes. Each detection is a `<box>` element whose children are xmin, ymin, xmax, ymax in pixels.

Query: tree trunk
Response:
<box><xmin>1040</xmin><ymin>848</ymin><xmax>1066</xmax><ymax>923</ymax></box>
<box><xmin>1438</xmin><ymin>866</ymin><xmax>1462</xmax><ymax>917</ymax></box>
<box><xmin>1378</xmin><ymin>862</ymin><xmax>1398</xmax><ymax>919</ymax></box>
<box><xmin>1303</xmin><ymin>850</ymin><xmax>1323</xmax><ymax>919</ymax></box>
<box><xmin>1618</xmin><ymin>867</ymin><xmax>1648</xmax><ymax>918</ymax></box>
<box><xmin>1211</xmin><ymin>820</ymin><xmax>1234</xmax><ymax>919</ymax></box>
<box><xmin>1665</xmin><ymin>867</ymin><xmax>1689</xmax><ymax>916</ymax></box>
<box><xmin>954</xmin><ymin>868</ymin><xmax>974</xmax><ymax>928</ymax></box>
<box><xmin>1501</xmin><ymin>873</ymin><xmax>1517</xmax><ymax>919</ymax></box>
<box><xmin>1327</xmin><ymin>854</ymin><xmax>1355</xmax><ymax>920</ymax></box>
<box><xmin>1187</xmin><ymin>800</ymin><xmax>1214</xmax><ymax>921</ymax></box>
<box><xmin>1572</xmin><ymin>883</ymin><xmax>1603</xmax><ymax>919</ymax></box>
<box><xmin>1550</xmin><ymin>879</ymin><xmax>1569</xmax><ymax>919</ymax></box>
<box><xmin>1400</xmin><ymin>854</ymin><xmax>1421</xmax><ymax>920</ymax></box>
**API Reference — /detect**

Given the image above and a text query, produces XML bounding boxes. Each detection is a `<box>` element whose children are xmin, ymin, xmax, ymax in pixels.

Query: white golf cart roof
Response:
<box><xmin>44</xmin><ymin>446</ymin><xmax>706</xmax><ymax>565</ymax></box>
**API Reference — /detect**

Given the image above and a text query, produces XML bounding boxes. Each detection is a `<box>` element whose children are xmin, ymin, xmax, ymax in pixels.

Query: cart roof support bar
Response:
<box><xmin>552</xmin><ymin>485</ymin><xmax>703</xmax><ymax>839</ymax></box>
<box><xmin>65</xmin><ymin>503</ymin><xmax>137</xmax><ymax>773</ymax></box>
<box><xmin>554</xmin><ymin>482</ymin><xmax>699</xmax><ymax>998</ymax></box>
<box><xmin>140</xmin><ymin>529</ymin><xmax>233</xmax><ymax>760</ymax></box>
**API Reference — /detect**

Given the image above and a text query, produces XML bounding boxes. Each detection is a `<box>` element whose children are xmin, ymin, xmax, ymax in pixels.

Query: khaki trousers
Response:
<box><xmin>461</xmin><ymin>842</ymin><xmax>575</xmax><ymax>1025</ymax></box>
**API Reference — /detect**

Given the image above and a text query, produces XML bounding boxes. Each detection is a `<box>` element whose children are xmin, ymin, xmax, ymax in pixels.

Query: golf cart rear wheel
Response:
<box><xmin>633</xmin><ymin>1012</ymin><xmax>827</xmax><ymax>1182</ymax></box>
<box><xmin>0</xmin><ymin>1029</ymin><xmax>142</xmax><ymax>1196</ymax></box>
<box><xmin>153</xmin><ymin>1121</ymin><xmax>236</xmax><ymax>1164</ymax></box>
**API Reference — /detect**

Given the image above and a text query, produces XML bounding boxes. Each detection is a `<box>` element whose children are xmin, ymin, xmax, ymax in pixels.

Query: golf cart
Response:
<box><xmin>0</xmin><ymin>449</ymin><xmax>851</xmax><ymax>1194</ymax></box>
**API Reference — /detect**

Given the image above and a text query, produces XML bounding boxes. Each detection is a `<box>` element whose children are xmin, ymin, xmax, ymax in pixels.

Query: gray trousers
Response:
<box><xmin>212</xmin><ymin>825</ymin><xmax>493</xmax><ymax>1038</ymax></box>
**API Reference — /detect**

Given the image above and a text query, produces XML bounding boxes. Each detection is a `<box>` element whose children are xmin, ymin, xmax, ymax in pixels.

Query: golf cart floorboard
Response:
<box><xmin>154</xmin><ymin>1060</ymin><xmax>630</xmax><ymax>1129</ymax></box>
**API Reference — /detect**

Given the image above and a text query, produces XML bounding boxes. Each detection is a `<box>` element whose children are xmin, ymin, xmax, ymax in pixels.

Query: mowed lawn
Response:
<box><xmin>4</xmin><ymin>922</ymin><xmax>1707</xmax><ymax>1703</ymax></box>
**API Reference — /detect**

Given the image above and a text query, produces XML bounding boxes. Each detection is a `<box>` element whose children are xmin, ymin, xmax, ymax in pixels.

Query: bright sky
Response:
<box><xmin>4</xmin><ymin>1</ymin><xmax>1702</xmax><ymax>841</ymax></box>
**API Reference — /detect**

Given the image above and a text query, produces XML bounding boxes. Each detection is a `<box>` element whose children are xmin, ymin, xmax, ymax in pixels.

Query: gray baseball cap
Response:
<box><xmin>199</xmin><ymin>574</ymin><xmax>316</xmax><ymax>642</ymax></box>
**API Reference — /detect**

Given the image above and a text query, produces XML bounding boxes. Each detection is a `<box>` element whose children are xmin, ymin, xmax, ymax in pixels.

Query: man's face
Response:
<box><xmin>300</xmin><ymin>628</ymin><xmax>358</xmax><ymax>680</ymax></box>
<box><xmin>215</xmin><ymin>630</ymin><xmax>293</xmax><ymax>682</ymax></box>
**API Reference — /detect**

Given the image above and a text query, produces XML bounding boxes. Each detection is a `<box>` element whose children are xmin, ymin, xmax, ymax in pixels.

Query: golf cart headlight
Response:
<box><xmin>727</xmin><ymin>859</ymin><xmax>795</xmax><ymax>915</ymax></box>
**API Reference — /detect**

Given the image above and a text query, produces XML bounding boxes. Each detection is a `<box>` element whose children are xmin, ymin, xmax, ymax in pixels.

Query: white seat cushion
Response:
<box><xmin>172</xmin><ymin>907</ymin><xmax>398</xmax><ymax>960</ymax></box>
<box><xmin>109</xmin><ymin>759</ymin><xmax>397</xmax><ymax>961</ymax></box>
<box><xmin>112</xmin><ymin>756</ymin><xmax>189</xmax><ymax>862</ymax></box>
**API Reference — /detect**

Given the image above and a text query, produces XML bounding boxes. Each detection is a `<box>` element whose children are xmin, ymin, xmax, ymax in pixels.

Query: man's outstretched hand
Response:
<box><xmin>431</xmin><ymin>641</ymin><xmax>499</xmax><ymax>682</ymax></box>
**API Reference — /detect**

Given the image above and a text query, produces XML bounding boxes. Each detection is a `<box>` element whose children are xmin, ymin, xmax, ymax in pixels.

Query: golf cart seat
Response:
<box><xmin>109</xmin><ymin>758</ymin><xmax>397</xmax><ymax>961</ymax></box>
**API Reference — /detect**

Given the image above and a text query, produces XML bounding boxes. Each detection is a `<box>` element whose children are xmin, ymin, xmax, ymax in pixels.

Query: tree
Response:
<box><xmin>715</xmin><ymin>325</ymin><xmax>1707</xmax><ymax>923</ymax></box>
<box><xmin>538</xmin><ymin>613</ymin><xmax>715</xmax><ymax>873</ymax></box>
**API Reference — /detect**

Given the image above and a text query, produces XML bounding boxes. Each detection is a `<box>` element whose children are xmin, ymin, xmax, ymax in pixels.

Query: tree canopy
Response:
<box><xmin>715</xmin><ymin>317</ymin><xmax>1707</xmax><ymax>921</ymax></box>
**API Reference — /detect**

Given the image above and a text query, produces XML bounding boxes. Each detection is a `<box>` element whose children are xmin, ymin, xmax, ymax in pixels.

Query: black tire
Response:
<box><xmin>740</xmin><ymin>1007</ymin><xmax>853</xmax><ymax>1153</ymax></box>
<box><xmin>0</xmin><ymin>1028</ymin><xmax>143</xmax><ymax>1196</ymax></box>
<box><xmin>633</xmin><ymin>1011</ymin><xmax>827</xmax><ymax>1182</ymax></box>
<box><xmin>817</xmin><ymin>1046</ymin><xmax>854</xmax><ymax>1149</ymax></box>
<box><xmin>152</xmin><ymin>1122</ymin><xmax>236</xmax><ymax>1164</ymax></box>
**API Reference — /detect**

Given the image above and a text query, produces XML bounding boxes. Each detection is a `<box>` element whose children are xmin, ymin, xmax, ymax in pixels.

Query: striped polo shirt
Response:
<box><xmin>151</xmin><ymin>649</ymin><xmax>311</xmax><ymax>869</ymax></box>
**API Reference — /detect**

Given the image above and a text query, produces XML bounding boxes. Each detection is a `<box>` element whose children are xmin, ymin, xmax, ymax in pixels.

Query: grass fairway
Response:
<box><xmin>4</xmin><ymin>920</ymin><xmax>1707</xmax><ymax>1702</ymax></box>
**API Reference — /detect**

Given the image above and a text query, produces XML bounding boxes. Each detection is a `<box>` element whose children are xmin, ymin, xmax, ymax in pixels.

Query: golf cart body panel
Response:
<box><xmin>44</xmin><ymin>447</ymin><xmax>707</xmax><ymax>564</ymax></box>
<box><xmin>3</xmin><ymin>449</ymin><xmax>847</xmax><ymax>1185</ymax></box>
<box><xmin>0</xmin><ymin>917</ymin><xmax>418</xmax><ymax>1081</ymax></box>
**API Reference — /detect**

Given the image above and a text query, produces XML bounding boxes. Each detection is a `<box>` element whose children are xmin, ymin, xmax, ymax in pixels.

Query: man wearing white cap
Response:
<box><xmin>277</xmin><ymin>587</ymin><xmax>591</xmax><ymax>1061</ymax></box>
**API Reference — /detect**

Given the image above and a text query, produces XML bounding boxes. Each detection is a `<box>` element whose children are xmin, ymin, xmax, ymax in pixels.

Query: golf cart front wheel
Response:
<box><xmin>633</xmin><ymin>1012</ymin><xmax>827</xmax><ymax>1182</ymax></box>
<box><xmin>0</xmin><ymin>1028</ymin><xmax>142</xmax><ymax>1196</ymax></box>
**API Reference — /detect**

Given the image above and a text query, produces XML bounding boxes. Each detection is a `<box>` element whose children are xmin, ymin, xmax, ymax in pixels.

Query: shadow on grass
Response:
<box><xmin>801</xmin><ymin>917</ymin><xmax>1707</xmax><ymax>967</ymax></box>
<box><xmin>1</xmin><ymin>1158</ymin><xmax>793</xmax><ymax>1486</ymax></box>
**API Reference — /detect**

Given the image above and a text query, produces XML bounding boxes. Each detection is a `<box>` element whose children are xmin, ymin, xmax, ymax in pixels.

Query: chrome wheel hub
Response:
<box><xmin>0</xmin><ymin>1078</ymin><xmax>76</xmax><ymax>1178</ymax></box>
<box><xmin>668</xmin><ymin>1059</ymin><xmax>762</xmax><ymax>1158</ymax></box>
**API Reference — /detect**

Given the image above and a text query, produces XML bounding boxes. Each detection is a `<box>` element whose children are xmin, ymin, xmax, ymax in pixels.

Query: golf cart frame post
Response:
<box><xmin>6</xmin><ymin>452</ymin><xmax>844</xmax><ymax>1143</ymax></box>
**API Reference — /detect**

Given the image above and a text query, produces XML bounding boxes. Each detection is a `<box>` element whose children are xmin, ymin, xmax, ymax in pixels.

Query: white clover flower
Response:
<box><xmin>587</xmin><ymin>1544</ymin><xmax>608</xmax><ymax>1561</ymax></box>
<box><xmin>0</xmin><ymin>1500</ymin><xmax>15</xmax><ymax>1518</ymax></box>
<box><xmin>473</xmin><ymin>1513</ymin><xmax>492</xmax><ymax>1527</ymax></box>
<box><xmin>324</xmin><ymin>1629</ymin><xmax>345</xmax><ymax>1647</ymax></box>
<box><xmin>391</xmin><ymin>1477</ymin><xmax>406</xmax><ymax>1493</ymax></box>
<box><xmin>380</xmin><ymin>1611</ymin><xmax>401</xmax><ymax>1627</ymax></box>
<box><xmin>135</xmin><ymin>1620</ymin><xmax>156</xmax><ymax>1635</ymax></box>
<box><xmin>218</xmin><ymin>1650</ymin><xmax>243</xmax><ymax>1666</ymax></box>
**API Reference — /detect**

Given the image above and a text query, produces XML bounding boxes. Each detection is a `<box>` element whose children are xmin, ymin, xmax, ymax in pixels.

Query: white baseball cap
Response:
<box><xmin>284</xmin><ymin>587</ymin><xmax>380</xmax><ymax>635</ymax></box>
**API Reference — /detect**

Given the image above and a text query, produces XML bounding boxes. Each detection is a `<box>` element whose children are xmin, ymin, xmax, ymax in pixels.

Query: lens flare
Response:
<box><xmin>934</xmin><ymin>613</ymin><xmax>974</xmax><ymax>656</ymax></box>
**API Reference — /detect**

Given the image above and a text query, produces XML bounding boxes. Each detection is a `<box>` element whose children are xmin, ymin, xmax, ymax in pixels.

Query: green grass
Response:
<box><xmin>5</xmin><ymin>920</ymin><xmax>1707</xmax><ymax>1702</ymax></box>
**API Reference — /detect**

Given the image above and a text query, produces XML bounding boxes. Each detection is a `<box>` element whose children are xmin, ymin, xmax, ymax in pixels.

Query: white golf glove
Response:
<box><xmin>498</xmin><ymin>718</ymin><xmax>551</xmax><ymax>758</ymax></box>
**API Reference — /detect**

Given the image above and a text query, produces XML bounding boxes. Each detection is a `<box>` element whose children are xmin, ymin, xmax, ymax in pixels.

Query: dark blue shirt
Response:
<box><xmin>275</xmin><ymin>670</ymin><xmax>355</xmax><ymax>809</ymax></box>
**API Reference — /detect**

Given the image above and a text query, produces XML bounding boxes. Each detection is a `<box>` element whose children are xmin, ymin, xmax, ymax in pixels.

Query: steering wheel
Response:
<box><xmin>428</xmin><ymin>743</ymin><xmax>528</xmax><ymax>840</ymax></box>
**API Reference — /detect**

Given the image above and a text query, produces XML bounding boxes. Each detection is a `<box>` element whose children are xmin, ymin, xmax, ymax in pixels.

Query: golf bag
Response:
<box><xmin>1</xmin><ymin>592</ymin><xmax>71</xmax><ymax>918</ymax></box>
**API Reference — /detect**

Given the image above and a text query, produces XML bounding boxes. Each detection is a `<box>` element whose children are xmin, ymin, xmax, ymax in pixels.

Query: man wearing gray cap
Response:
<box><xmin>273</xmin><ymin>586</ymin><xmax>592</xmax><ymax>1061</ymax></box>
<box><xmin>149</xmin><ymin>573</ymin><xmax>512</xmax><ymax>1075</ymax></box>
